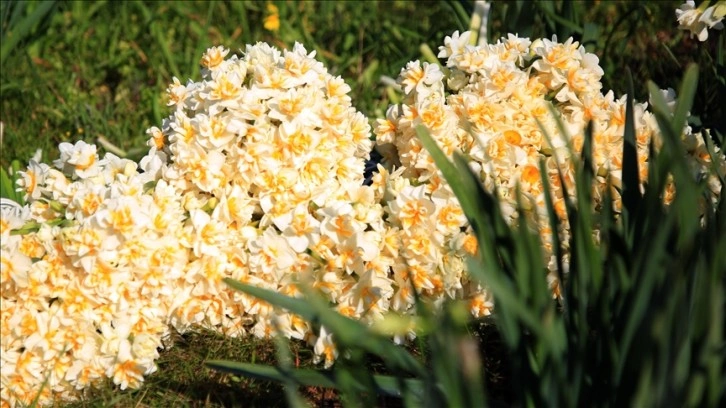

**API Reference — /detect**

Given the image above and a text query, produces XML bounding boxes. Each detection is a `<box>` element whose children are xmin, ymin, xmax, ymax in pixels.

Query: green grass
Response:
<box><xmin>2</xmin><ymin>1</ymin><xmax>724</xmax><ymax>406</ymax></box>
<box><xmin>0</xmin><ymin>0</ymin><xmax>463</xmax><ymax>168</ymax></box>
<box><xmin>3</xmin><ymin>1</ymin><xmax>722</xmax><ymax>170</ymax></box>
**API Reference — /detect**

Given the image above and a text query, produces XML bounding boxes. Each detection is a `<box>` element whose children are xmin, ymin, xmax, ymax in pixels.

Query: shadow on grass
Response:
<box><xmin>62</xmin><ymin>328</ymin><xmax>284</xmax><ymax>407</ymax></box>
<box><xmin>61</xmin><ymin>316</ymin><xmax>514</xmax><ymax>407</ymax></box>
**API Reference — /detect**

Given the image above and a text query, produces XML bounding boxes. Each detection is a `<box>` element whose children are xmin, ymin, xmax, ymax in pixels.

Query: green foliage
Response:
<box><xmin>209</xmin><ymin>67</ymin><xmax>725</xmax><ymax>407</ymax></box>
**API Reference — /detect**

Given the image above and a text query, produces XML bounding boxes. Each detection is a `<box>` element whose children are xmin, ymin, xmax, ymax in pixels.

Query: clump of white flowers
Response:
<box><xmin>376</xmin><ymin>31</ymin><xmax>725</xmax><ymax>296</ymax></box>
<box><xmin>2</xmin><ymin>142</ymin><xmax>181</xmax><ymax>406</ymax></box>
<box><xmin>147</xmin><ymin>42</ymin><xmax>390</xmax><ymax>367</ymax></box>
<box><xmin>676</xmin><ymin>0</ymin><xmax>725</xmax><ymax>41</ymax></box>
<box><xmin>1</xmin><ymin>41</ymin><xmax>382</xmax><ymax>406</ymax></box>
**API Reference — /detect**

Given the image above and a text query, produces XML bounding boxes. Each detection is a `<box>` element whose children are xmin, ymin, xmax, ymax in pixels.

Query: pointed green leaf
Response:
<box><xmin>672</xmin><ymin>65</ymin><xmax>699</xmax><ymax>140</ymax></box>
<box><xmin>223</xmin><ymin>278</ymin><xmax>319</xmax><ymax>322</ymax></box>
<box><xmin>621</xmin><ymin>70</ymin><xmax>641</xmax><ymax>244</ymax></box>
<box><xmin>205</xmin><ymin>360</ymin><xmax>425</xmax><ymax>398</ymax></box>
<box><xmin>206</xmin><ymin>360</ymin><xmax>336</xmax><ymax>387</ymax></box>
<box><xmin>416</xmin><ymin>125</ymin><xmax>488</xmax><ymax>239</ymax></box>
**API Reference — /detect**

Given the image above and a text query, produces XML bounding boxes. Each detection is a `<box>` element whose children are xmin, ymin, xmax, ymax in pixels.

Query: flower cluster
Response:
<box><xmin>149</xmin><ymin>42</ymin><xmax>388</xmax><ymax>353</ymax></box>
<box><xmin>375</xmin><ymin>31</ymin><xmax>725</xmax><ymax>294</ymax></box>
<box><xmin>676</xmin><ymin>0</ymin><xmax>725</xmax><ymax>41</ymax></box>
<box><xmin>2</xmin><ymin>142</ymin><xmax>181</xmax><ymax>406</ymax></box>
<box><xmin>1</xmin><ymin>42</ymin><xmax>384</xmax><ymax>405</ymax></box>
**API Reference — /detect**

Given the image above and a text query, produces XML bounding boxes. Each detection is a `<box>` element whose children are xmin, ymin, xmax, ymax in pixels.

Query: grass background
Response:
<box><xmin>3</xmin><ymin>0</ymin><xmax>722</xmax><ymax>171</ymax></box>
<box><xmin>1</xmin><ymin>0</ymin><xmax>464</xmax><ymax>168</ymax></box>
<box><xmin>1</xmin><ymin>1</ymin><xmax>723</xmax><ymax>406</ymax></box>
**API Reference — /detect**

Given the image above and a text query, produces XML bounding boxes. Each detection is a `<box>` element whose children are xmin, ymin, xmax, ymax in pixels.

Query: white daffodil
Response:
<box><xmin>676</xmin><ymin>0</ymin><xmax>725</xmax><ymax>41</ymax></box>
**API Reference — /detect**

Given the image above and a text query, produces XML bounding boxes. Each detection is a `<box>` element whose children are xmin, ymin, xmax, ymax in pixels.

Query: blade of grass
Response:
<box><xmin>538</xmin><ymin>159</ymin><xmax>565</xmax><ymax>297</ymax></box>
<box><xmin>0</xmin><ymin>0</ymin><xmax>57</xmax><ymax>66</ymax></box>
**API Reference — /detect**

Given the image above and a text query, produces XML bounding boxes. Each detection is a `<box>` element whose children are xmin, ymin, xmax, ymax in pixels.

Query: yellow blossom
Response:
<box><xmin>264</xmin><ymin>3</ymin><xmax>280</xmax><ymax>32</ymax></box>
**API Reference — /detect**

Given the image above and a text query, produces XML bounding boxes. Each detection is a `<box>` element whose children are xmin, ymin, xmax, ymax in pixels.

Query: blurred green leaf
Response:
<box><xmin>205</xmin><ymin>360</ymin><xmax>426</xmax><ymax>399</ymax></box>
<box><xmin>206</xmin><ymin>360</ymin><xmax>336</xmax><ymax>388</ymax></box>
<box><xmin>621</xmin><ymin>69</ymin><xmax>641</xmax><ymax>245</ymax></box>
<box><xmin>672</xmin><ymin>65</ymin><xmax>700</xmax><ymax>140</ymax></box>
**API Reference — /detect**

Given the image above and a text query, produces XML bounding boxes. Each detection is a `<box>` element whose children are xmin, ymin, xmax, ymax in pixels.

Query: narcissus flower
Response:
<box><xmin>375</xmin><ymin>30</ymin><xmax>725</xmax><ymax>304</ymax></box>
<box><xmin>676</xmin><ymin>0</ymin><xmax>725</xmax><ymax>41</ymax></box>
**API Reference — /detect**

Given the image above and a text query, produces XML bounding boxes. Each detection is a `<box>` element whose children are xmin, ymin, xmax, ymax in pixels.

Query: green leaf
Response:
<box><xmin>417</xmin><ymin>127</ymin><xmax>516</xmax><ymax>278</ymax></box>
<box><xmin>538</xmin><ymin>158</ymin><xmax>566</xmax><ymax>303</ymax></box>
<box><xmin>581</xmin><ymin>22</ymin><xmax>600</xmax><ymax>47</ymax></box>
<box><xmin>224</xmin><ymin>277</ymin><xmax>317</xmax><ymax>320</ymax></box>
<box><xmin>465</xmin><ymin>256</ymin><xmax>543</xmax><ymax>341</ymax></box>
<box><xmin>204</xmin><ymin>360</ymin><xmax>425</xmax><ymax>399</ymax></box>
<box><xmin>701</xmin><ymin>130</ymin><xmax>726</xmax><ymax>187</ymax></box>
<box><xmin>0</xmin><ymin>166</ymin><xmax>16</xmax><ymax>201</ymax></box>
<box><xmin>417</xmin><ymin>124</ymin><xmax>550</xmax><ymax>349</ymax></box>
<box><xmin>415</xmin><ymin>125</ymin><xmax>486</xmax><ymax>239</ymax></box>
<box><xmin>621</xmin><ymin>69</ymin><xmax>641</xmax><ymax>245</ymax></box>
<box><xmin>536</xmin><ymin>2</ymin><xmax>583</xmax><ymax>36</ymax></box>
<box><xmin>206</xmin><ymin>360</ymin><xmax>336</xmax><ymax>388</ymax></box>
<box><xmin>222</xmin><ymin>278</ymin><xmax>426</xmax><ymax>377</ymax></box>
<box><xmin>672</xmin><ymin>65</ymin><xmax>699</xmax><ymax>142</ymax></box>
<box><xmin>273</xmin><ymin>335</ymin><xmax>309</xmax><ymax>408</ymax></box>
